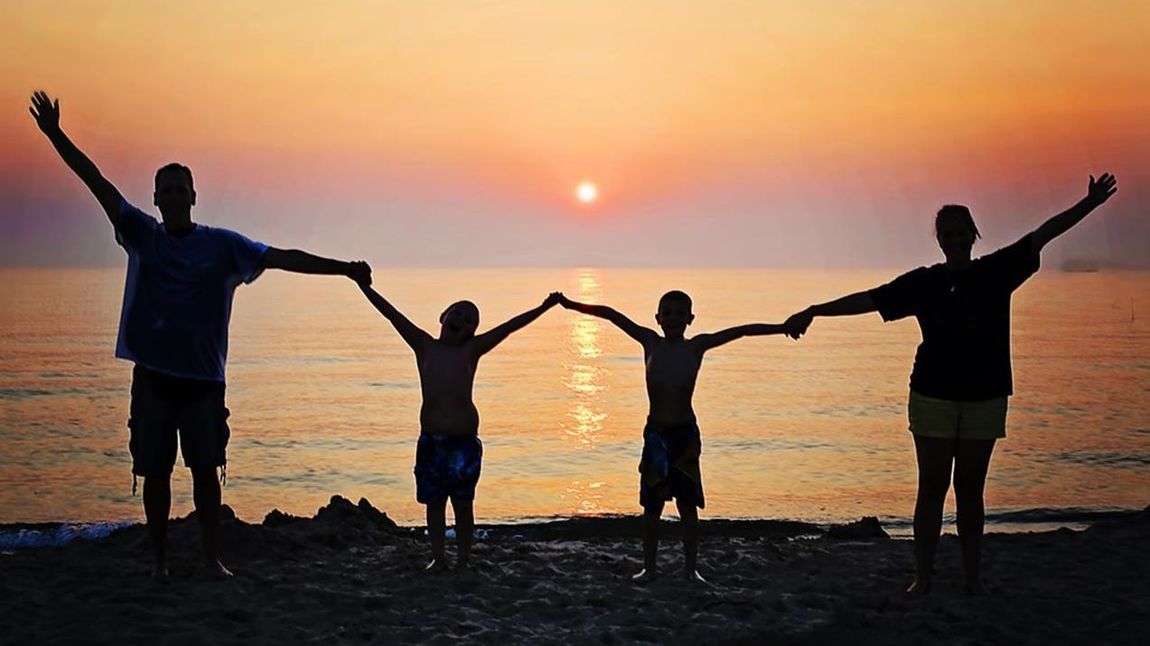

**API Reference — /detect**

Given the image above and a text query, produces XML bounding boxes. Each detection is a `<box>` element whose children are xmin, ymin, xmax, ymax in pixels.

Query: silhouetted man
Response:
<box><xmin>29</xmin><ymin>91</ymin><xmax>371</xmax><ymax>578</ymax></box>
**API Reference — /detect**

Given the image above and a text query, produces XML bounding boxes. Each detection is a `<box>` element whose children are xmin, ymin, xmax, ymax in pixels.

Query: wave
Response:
<box><xmin>0</xmin><ymin>521</ymin><xmax>134</xmax><ymax>549</ymax></box>
<box><xmin>1045</xmin><ymin>451</ymin><xmax>1150</xmax><ymax>469</ymax></box>
<box><xmin>877</xmin><ymin>505</ymin><xmax>1143</xmax><ymax>531</ymax></box>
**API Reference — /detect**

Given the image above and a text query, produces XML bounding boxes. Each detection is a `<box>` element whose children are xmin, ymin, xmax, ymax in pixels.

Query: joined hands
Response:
<box><xmin>783</xmin><ymin>309</ymin><xmax>813</xmax><ymax>340</ymax></box>
<box><xmin>347</xmin><ymin>261</ymin><xmax>372</xmax><ymax>286</ymax></box>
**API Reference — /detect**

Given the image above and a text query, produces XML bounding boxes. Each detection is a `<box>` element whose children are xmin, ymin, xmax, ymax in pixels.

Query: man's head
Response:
<box><xmin>655</xmin><ymin>290</ymin><xmax>694</xmax><ymax>336</ymax></box>
<box><xmin>439</xmin><ymin>300</ymin><xmax>480</xmax><ymax>344</ymax></box>
<box><xmin>153</xmin><ymin>162</ymin><xmax>196</xmax><ymax>216</ymax></box>
<box><xmin>935</xmin><ymin>204</ymin><xmax>980</xmax><ymax>261</ymax></box>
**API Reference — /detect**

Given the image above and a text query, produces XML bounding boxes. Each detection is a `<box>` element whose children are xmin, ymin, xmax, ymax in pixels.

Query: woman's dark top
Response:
<box><xmin>868</xmin><ymin>235</ymin><xmax>1040</xmax><ymax>401</ymax></box>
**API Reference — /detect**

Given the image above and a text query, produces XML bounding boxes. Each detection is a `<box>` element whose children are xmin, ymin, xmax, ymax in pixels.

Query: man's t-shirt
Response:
<box><xmin>113</xmin><ymin>200</ymin><xmax>268</xmax><ymax>382</ymax></box>
<box><xmin>868</xmin><ymin>235</ymin><xmax>1040</xmax><ymax>401</ymax></box>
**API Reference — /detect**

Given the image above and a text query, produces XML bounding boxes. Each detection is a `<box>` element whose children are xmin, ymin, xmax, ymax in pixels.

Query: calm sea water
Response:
<box><xmin>1</xmin><ymin>268</ymin><xmax>1147</xmax><ymax>528</ymax></box>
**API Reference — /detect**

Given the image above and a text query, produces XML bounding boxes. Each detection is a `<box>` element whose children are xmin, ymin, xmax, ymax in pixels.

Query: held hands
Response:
<box><xmin>543</xmin><ymin>291</ymin><xmax>563</xmax><ymax>308</ymax></box>
<box><xmin>555</xmin><ymin>293</ymin><xmax>576</xmax><ymax>309</ymax></box>
<box><xmin>783</xmin><ymin>309</ymin><xmax>814</xmax><ymax>340</ymax></box>
<box><xmin>347</xmin><ymin>261</ymin><xmax>372</xmax><ymax>286</ymax></box>
<box><xmin>1085</xmin><ymin>173</ymin><xmax>1118</xmax><ymax>207</ymax></box>
<box><xmin>29</xmin><ymin>91</ymin><xmax>61</xmax><ymax>134</ymax></box>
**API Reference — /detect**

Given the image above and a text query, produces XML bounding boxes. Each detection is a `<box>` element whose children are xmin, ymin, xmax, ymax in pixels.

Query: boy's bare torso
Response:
<box><xmin>644</xmin><ymin>337</ymin><xmax>704</xmax><ymax>427</ymax></box>
<box><xmin>418</xmin><ymin>341</ymin><xmax>480</xmax><ymax>436</ymax></box>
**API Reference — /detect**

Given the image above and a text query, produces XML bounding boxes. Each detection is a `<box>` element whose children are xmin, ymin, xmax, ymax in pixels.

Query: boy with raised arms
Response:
<box><xmin>558</xmin><ymin>290</ymin><xmax>802</xmax><ymax>582</ymax></box>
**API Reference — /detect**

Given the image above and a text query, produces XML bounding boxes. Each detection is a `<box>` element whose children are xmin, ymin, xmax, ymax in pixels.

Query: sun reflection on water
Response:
<box><xmin>562</xmin><ymin>479</ymin><xmax>609</xmax><ymax>515</ymax></box>
<box><xmin>562</xmin><ymin>270</ymin><xmax>609</xmax><ymax>453</ymax></box>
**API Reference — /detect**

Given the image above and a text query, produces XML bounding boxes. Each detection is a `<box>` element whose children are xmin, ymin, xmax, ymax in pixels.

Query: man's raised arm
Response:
<box><xmin>260</xmin><ymin>249</ymin><xmax>372</xmax><ymax>283</ymax></box>
<box><xmin>29</xmin><ymin>91</ymin><xmax>124</xmax><ymax>223</ymax></box>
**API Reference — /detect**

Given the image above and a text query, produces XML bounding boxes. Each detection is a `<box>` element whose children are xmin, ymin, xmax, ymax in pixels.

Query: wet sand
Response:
<box><xmin>2</xmin><ymin>497</ymin><xmax>1146</xmax><ymax>644</ymax></box>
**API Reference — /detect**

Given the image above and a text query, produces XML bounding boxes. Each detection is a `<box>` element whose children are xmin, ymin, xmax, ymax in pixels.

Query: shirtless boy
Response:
<box><xmin>356</xmin><ymin>284</ymin><xmax>561</xmax><ymax>569</ymax></box>
<box><xmin>558</xmin><ymin>290</ymin><xmax>801</xmax><ymax>582</ymax></box>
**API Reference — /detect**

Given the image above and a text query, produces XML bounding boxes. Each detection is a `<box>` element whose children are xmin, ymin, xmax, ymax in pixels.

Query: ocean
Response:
<box><xmin>1</xmin><ymin>267</ymin><xmax>1147</xmax><ymax>533</ymax></box>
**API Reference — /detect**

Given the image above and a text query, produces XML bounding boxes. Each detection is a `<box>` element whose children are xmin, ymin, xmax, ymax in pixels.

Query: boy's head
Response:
<box><xmin>153</xmin><ymin>162</ymin><xmax>196</xmax><ymax>215</ymax></box>
<box><xmin>439</xmin><ymin>300</ymin><xmax>480</xmax><ymax>344</ymax></box>
<box><xmin>655</xmin><ymin>290</ymin><xmax>694</xmax><ymax>335</ymax></box>
<box><xmin>934</xmin><ymin>204</ymin><xmax>979</xmax><ymax>260</ymax></box>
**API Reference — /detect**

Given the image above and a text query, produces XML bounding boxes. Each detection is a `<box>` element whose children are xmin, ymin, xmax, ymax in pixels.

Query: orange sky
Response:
<box><xmin>2</xmin><ymin>1</ymin><xmax>1148</xmax><ymax>266</ymax></box>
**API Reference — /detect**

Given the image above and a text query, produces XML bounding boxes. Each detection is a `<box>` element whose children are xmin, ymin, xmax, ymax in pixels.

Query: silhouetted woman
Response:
<box><xmin>787</xmin><ymin>174</ymin><xmax>1117</xmax><ymax>594</ymax></box>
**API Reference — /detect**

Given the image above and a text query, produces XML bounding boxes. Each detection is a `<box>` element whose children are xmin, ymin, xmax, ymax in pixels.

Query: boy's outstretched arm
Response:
<box><xmin>694</xmin><ymin>322</ymin><xmax>798</xmax><ymax>352</ymax></box>
<box><xmin>262</xmin><ymin>249</ymin><xmax>372</xmax><ymax>283</ymax></box>
<box><xmin>358</xmin><ymin>281</ymin><xmax>433</xmax><ymax>354</ymax></box>
<box><xmin>786</xmin><ymin>291</ymin><xmax>878</xmax><ymax>336</ymax></box>
<box><xmin>29</xmin><ymin>91</ymin><xmax>124</xmax><ymax>224</ymax></box>
<box><xmin>473</xmin><ymin>292</ymin><xmax>562</xmax><ymax>356</ymax></box>
<box><xmin>1029</xmin><ymin>174</ymin><xmax>1118</xmax><ymax>252</ymax></box>
<box><xmin>558</xmin><ymin>294</ymin><xmax>658</xmax><ymax>345</ymax></box>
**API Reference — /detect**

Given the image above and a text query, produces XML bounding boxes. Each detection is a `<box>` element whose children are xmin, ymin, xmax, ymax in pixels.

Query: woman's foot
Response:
<box><xmin>684</xmin><ymin>569</ymin><xmax>708</xmax><ymax>584</ymax></box>
<box><xmin>905</xmin><ymin>576</ymin><xmax>931</xmax><ymax>596</ymax></box>
<box><xmin>631</xmin><ymin>568</ymin><xmax>657</xmax><ymax>584</ymax></box>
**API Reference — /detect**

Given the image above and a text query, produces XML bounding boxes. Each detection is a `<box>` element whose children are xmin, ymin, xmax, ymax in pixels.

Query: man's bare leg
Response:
<box><xmin>191</xmin><ymin>467</ymin><xmax>232</xmax><ymax>577</ymax></box>
<box><xmin>954</xmin><ymin>439</ymin><xmax>996</xmax><ymax>595</ymax></box>
<box><xmin>633</xmin><ymin>500</ymin><xmax>664</xmax><ymax>583</ymax></box>
<box><xmin>425</xmin><ymin>499</ymin><xmax>449</xmax><ymax>571</ymax></box>
<box><xmin>452</xmin><ymin>498</ymin><xmax>475</xmax><ymax>569</ymax></box>
<box><xmin>908</xmin><ymin>436</ymin><xmax>955</xmax><ymax>596</ymax></box>
<box><xmin>143</xmin><ymin>475</ymin><xmax>171</xmax><ymax>579</ymax></box>
<box><xmin>675</xmin><ymin>498</ymin><xmax>705</xmax><ymax>583</ymax></box>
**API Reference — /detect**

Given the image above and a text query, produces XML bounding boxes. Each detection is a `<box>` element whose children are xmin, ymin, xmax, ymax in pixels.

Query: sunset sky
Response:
<box><xmin>2</xmin><ymin>1</ymin><xmax>1148</xmax><ymax>267</ymax></box>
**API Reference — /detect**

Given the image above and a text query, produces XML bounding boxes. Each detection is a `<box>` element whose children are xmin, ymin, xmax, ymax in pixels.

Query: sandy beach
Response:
<box><xmin>1</xmin><ymin>497</ymin><xmax>1146</xmax><ymax>645</ymax></box>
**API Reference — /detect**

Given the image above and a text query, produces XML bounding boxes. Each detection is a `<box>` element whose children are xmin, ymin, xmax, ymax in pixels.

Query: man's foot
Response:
<box><xmin>684</xmin><ymin>569</ymin><xmax>708</xmax><ymax>584</ymax></box>
<box><xmin>151</xmin><ymin>563</ymin><xmax>170</xmax><ymax>581</ymax></box>
<box><xmin>905</xmin><ymin>576</ymin><xmax>931</xmax><ymax>596</ymax></box>
<box><xmin>204</xmin><ymin>559</ymin><xmax>234</xmax><ymax>579</ymax></box>
<box><xmin>425</xmin><ymin>558</ymin><xmax>449</xmax><ymax>573</ymax></box>
<box><xmin>631</xmin><ymin>568</ymin><xmax>657</xmax><ymax>584</ymax></box>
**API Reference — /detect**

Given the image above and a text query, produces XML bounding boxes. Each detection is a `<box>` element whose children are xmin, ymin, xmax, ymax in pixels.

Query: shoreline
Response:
<box><xmin>1</xmin><ymin>496</ymin><xmax>1147</xmax><ymax>644</ymax></box>
<box><xmin>2</xmin><ymin>503</ymin><xmax>1142</xmax><ymax>549</ymax></box>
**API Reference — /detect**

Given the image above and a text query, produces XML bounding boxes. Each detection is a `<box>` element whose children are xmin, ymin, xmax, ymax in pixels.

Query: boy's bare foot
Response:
<box><xmin>204</xmin><ymin>559</ymin><xmax>234</xmax><ymax>579</ymax></box>
<box><xmin>684</xmin><ymin>569</ymin><xmax>708</xmax><ymax>584</ymax></box>
<box><xmin>631</xmin><ymin>568</ymin><xmax>657</xmax><ymax>584</ymax></box>
<box><xmin>425</xmin><ymin>558</ymin><xmax>449</xmax><ymax>573</ymax></box>
<box><xmin>905</xmin><ymin>577</ymin><xmax>930</xmax><ymax>596</ymax></box>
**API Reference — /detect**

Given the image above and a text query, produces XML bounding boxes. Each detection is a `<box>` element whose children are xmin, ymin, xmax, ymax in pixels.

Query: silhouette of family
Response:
<box><xmin>29</xmin><ymin>90</ymin><xmax>1119</xmax><ymax>593</ymax></box>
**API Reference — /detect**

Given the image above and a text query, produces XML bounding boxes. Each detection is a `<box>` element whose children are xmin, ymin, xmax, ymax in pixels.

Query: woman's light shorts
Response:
<box><xmin>908</xmin><ymin>390</ymin><xmax>1008</xmax><ymax>440</ymax></box>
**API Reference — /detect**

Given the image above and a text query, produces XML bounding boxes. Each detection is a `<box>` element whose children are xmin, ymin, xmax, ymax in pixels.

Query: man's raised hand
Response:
<box><xmin>29</xmin><ymin>91</ymin><xmax>61</xmax><ymax>134</ymax></box>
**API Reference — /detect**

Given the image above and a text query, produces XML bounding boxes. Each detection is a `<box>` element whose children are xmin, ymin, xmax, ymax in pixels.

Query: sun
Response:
<box><xmin>576</xmin><ymin>181</ymin><xmax>598</xmax><ymax>204</ymax></box>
